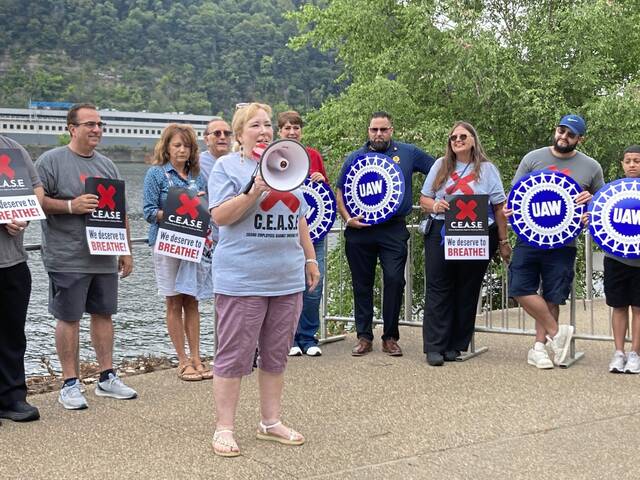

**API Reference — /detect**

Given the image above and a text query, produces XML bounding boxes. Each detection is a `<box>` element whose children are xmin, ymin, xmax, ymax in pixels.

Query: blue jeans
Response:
<box><xmin>294</xmin><ymin>239</ymin><xmax>326</xmax><ymax>351</ymax></box>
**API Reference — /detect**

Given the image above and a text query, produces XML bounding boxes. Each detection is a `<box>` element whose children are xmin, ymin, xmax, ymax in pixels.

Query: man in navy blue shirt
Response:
<box><xmin>336</xmin><ymin>112</ymin><xmax>434</xmax><ymax>356</ymax></box>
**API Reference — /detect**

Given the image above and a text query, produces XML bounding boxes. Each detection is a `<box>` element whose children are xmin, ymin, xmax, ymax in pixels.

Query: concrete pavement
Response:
<box><xmin>1</xmin><ymin>327</ymin><xmax>639</xmax><ymax>480</ymax></box>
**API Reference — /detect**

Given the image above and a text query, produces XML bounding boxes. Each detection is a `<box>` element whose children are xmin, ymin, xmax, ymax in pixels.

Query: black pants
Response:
<box><xmin>345</xmin><ymin>218</ymin><xmax>409</xmax><ymax>342</ymax></box>
<box><xmin>422</xmin><ymin>221</ymin><xmax>498</xmax><ymax>354</ymax></box>
<box><xmin>0</xmin><ymin>262</ymin><xmax>31</xmax><ymax>407</ymax></box>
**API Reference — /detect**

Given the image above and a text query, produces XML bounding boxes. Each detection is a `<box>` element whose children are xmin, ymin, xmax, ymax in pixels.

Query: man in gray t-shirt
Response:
<box><xmin>36</xmin><ymin>103</ymin><xmax>137</xmax><ymax>410</ymax></box>
<box><xmin>505</xmin><ymin>114</ymin><xmax>604</xmax><ymax>370</ymax></box>
<box><xmin>0</xmin><ymin>135</ymin><xmax>43</xmax><ymax>423</ymax></box>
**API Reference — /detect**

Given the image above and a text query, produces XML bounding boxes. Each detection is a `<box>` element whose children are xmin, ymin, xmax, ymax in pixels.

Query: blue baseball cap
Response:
<box><xmin>558</xmin><ymin>114</ymin><xmax>586</xmax><ymax>136</ymax></box>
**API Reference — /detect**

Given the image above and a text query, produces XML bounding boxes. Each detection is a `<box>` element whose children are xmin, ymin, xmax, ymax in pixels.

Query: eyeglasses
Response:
<box><xmin>556</xmin><ymin>126</ymin><xmax>577</xmax><ymax>139</ymax></box>
<box><xmin>449</xmin><ymin>134</ymin><xmax>468</xmax><ymax>142</ymax></box>
<box><xmin>208</xmin><ymin>130</ymin><xmax>232</xmax><ymax>138</ymax></box>
<box><xmin>369</xmin><ymin>127</ymin><xmax>391</xmax><ymax>134</ymax></box>
<box><xmin>73</xmin><ymin>121</ymin><xmax>106</xmax><ymax>129</ymax></box>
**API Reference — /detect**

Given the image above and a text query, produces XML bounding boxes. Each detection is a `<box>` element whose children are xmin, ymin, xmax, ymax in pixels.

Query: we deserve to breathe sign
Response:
<box><xmin>444</xmin><ymin>194</ymin><xmax>489</xmax><ymax>260</ymax></box>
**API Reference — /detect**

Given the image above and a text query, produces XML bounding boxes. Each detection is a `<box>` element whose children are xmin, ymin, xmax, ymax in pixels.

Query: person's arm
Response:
<box><xmin>118</xmin><ymin>216</ymin><xmax>134</xmax><ymax>278</ymax></box>
<box><xmin>143</xmin><ymin>168</ymin><xmax>165</xmax><ymax>223</ymax></box>
<box><xmin>336</xmin><ymin>188</ymin><xmax>369</xmax><ymax>229</ymax></box>
<box><xmin>493</xmin><ymin>201</ymin><xmax>511</xmax><ymax>263</ymax></box>
<box><xmin>299</xmin><ymin>216</ymin><xmax>320</xmax><ymax>292</ymax></box>
<box><xmin>211</xmin><ymin>175</ymin><xmax>269</xmax><ymax>226</ymax></box>
<box><xmin>41</xmin><ymin>192</ymin><xmax>98</xmax><ymax>214</ymax></box>
<box><xmin>414</xmin><ymin>146</ymin><xmax>436</xmax><ymax>175</ymax></box>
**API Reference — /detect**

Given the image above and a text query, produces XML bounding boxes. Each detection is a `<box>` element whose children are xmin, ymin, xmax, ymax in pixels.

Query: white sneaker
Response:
<box><xmin>288</xmin><ymin>346</ymin><xmax>302</xmax><ymax>357</ymax></box>
<box><xmin>305</xmin><ymin>346</ymin><xmax>322</xmax><ymax>357</ymax></box>
<box><xmin>58</xmin><ymin>379</ymin><xmax>88</xmax><ymax>410</ymax></box>
<box><xmin>527</xmin><ymin>347</ymin><xmax>554</xmax><ymax>369</ymax></box>
<box><xmin>547</xmin><ymin>324</ymin><xmax>574</xmax><ymax>365</ymax></box>
<box><xmin>95</xmin><ymin>373</ymin><xmax>137</xmax><ymax>400</ymax></box>
<box><xmin>624</xmin><ymin>351</ymin><xmax>640</xmax><ymax>374</ymax></box>
<box><xmin>609</xmin><ymin>351</ymin><xmax>626</xmax><ymax>373</ymax></box>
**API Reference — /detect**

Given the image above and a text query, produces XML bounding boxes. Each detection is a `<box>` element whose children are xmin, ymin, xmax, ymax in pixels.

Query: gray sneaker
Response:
<box><xmin>547</xmin><ymin>324</ymin><xmax>574</xmax><ymax>365</ymax></box>
<box><xmin>58</xmin><ymin>380</ymin><xmax>88</xmax><ymax>410</ymax></box>
<box><xmin>95</xmin><ymin>373</ymin><xmax>137</xmax><ymax>400</ymax></box>
<box><xmin>609</xmin><ymin>351</ymin><xmax>626</xmax><ymax>373</ymax></box>
<box><xmin>624</xmin><ymin>351</ymin><xmax>640</xmax><ymax>374</ymax></box>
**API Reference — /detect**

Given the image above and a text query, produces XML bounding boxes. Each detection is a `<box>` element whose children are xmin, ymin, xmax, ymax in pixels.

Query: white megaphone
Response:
<box><xmin>243</xmin><ymin>139</ymin><xmax>310</xmax><ymax>193</ymax></box>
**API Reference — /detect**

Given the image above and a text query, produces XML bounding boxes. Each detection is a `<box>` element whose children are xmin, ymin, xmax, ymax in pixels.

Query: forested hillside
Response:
<box><xmin>0</xmin><ymin>0</ymin><xmax>342</xmax><ymax>117</ymax></box>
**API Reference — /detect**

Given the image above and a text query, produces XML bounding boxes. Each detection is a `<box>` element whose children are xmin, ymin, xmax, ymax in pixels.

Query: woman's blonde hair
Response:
<box><xmin>231</xmin><ymin>102</ymin><xmax>272</xmax><ymax>152</ymax></box>
<box><xmin>431</xmin><ymin>121</ymin><xmax>489</xmax><ymax>191</ymax></box>
<box><xmin>152</xmin><ymin>124</ymin><xmax>200</xmax><ymax>177</ymax></box>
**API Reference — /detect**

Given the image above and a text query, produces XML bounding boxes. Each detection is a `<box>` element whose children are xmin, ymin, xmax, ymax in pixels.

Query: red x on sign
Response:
<box><xmin>455</xmin><ymin>199</ymin><xmax>478</xmax><ymax>221</ymax></box>
<box><xmin>176</xmin><ymin>193</ymin><xmax>200</xmax><ymax>219</ymax></box>
<box><xmin>446</xmin><ymin>172</ymin><xmax>475</xmax><ymax>195</ymax></box>
<box><xmin>97</xmin><ymin>184</ymin><xmax>116</xmax><ymax>210</ymax></box>
<box><xmin>260</xmin><ymin>191</ymin><xmax>300</xmax><ymax>213</ymax></box>
<box><xmin>0</xmin><ymin>154</ymin><xmax>15</xmax><ymax>179</ymax></box>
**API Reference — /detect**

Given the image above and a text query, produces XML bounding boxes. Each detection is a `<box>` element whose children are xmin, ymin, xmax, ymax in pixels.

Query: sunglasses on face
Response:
<box><xmin>449</xmin><ymin>134</ymin><xmax>468</xmax><ymax>142</ymax></box>
<box><xmin>73</xmin><ymin>121</ymin><xmax>106</xmax><ymax>129</ymax></box>
<box><xmin>369</xmin><ymin>127</ymin><xmax>390</xmax><ymax>134</ymax></box>
<box><xmin>556</xmin><ymin>126</ymin><xmax>577</xmax><ymax>139</ymax></box>
<box><xmin>208</xmin><ymin>130</ymin><xmax>232</xmax><ymax>138</ymax></box>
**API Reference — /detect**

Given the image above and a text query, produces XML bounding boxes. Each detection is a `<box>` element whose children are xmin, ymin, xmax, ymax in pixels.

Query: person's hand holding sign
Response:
<box><xmin>69</xmin><ymin>193</ymin><xmax>99</xmax><ymax>214</ymax></box>
<box><xmin>4</xmin><ymin>219</ymin><xmax>28</xmax><ymax>236</ymax></box>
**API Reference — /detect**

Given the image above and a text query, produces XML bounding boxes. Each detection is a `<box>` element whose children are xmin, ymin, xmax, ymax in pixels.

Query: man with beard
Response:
<box><xmin>200</xmin><ymin>118</ymin><xmax>232</xmax><ymax>181</ymax></box>
<box><xmin>336</xmin><ymin>111</ymin><xmax>434</xmax><ymax>356</ymax></box>
<box><xmin>506</xmin><ymin>114</ymin><xmax>604</xmax><ymax>369</ymax></box>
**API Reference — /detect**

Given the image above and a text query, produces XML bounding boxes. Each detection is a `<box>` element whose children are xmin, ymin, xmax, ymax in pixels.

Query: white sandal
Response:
<box><xmin>212</xmin><ymin>429</ymin><xmax>240</xmax><ymax>457</ymax></box>
<box><xmin>256</xmin><ymin>421</ymin><xmax>305</xmax><ymax>446</ymax></box>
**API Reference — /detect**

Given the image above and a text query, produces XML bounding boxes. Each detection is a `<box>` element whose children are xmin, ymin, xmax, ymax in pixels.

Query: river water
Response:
<box><xmin>22</xmin><ymin>162</ymin><xmax>215</xmax><ymax>376</ymax></box>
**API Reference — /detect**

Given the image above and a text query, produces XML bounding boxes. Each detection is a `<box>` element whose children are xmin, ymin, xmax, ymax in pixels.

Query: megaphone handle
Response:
<box><xmin>242</xmin><ymin>175</ymin><xmax>256</xmax><ymax>195</ymax></box>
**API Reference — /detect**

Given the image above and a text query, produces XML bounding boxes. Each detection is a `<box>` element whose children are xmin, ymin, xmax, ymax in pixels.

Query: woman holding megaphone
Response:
<box><xmin>208</xmin><ymin>102</ymin><xmax>320</xmax><ymax>457</ymax></box>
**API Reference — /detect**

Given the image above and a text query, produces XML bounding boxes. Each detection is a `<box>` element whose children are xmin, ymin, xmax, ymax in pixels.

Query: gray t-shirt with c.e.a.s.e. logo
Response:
<box><xmin>0</xmin><ymin>135</ymin><xmax>42</xmax><ymax>269</ymax></box>
<box><xmin>36</xmin><ymin>146</ymin><xmax>121</xmax><ymax>273</ymax></box>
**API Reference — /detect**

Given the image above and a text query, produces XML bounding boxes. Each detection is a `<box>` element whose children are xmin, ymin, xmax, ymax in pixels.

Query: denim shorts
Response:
<box><xmin>508</xmin><ymin>242</ymin><xmax>576</xmax><ymax>305</ymax></box>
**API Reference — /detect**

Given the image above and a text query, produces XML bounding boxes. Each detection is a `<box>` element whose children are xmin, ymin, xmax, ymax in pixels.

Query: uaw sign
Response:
<box><xmin>341</xmin><ymin>153</ymin><xmax>405</xmax><ymax>224</ymax></box>
<box><xmin>154</xmin><ymin>187</ymin><xmax>209</xmax><ymax>262</ymax></box>
<box><xmin>300</xmin><ymin>178</ymin><xmax>336</xmax><ymax>243</ymax></box>
<box><xmin>0</xmin><ymin>148</ymin><xmax>46</xmax><ymax>223</ymax></box>
<box><xmin>589</xmin><ymin>178</ymin><xmax>640</xmax><ymax>259</ymax></box>
<box><xmin>508</xmin><ymin>170</ymin><xmax>584</xmax><ymax>249</ymax></box>
<box><xmin>444</xmin><ymin>194</ymin><xmax>489</xmax><ymax>260</ymax></box>
<box><xmin>85</xmin><ymin>177</ymin><xmax>130</xmax><ymax>255</ymax></box>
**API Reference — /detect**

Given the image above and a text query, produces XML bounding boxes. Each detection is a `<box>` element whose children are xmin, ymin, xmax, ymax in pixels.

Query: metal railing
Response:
<box><xmin>317</xmin><ymin>209</ymin><xmax>617</xmax><ymax>368</ymax></box>
<box><xmin>25</xmin><ymin>218</ymin><xmax>617</xmax><ymax>368</ymax></box>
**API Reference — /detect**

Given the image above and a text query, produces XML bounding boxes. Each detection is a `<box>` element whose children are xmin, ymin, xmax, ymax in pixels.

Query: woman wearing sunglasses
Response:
<box><xmin>419</xmin><ymin>121</ymin><xmax>511</xmax><ymax>366</ymax></box>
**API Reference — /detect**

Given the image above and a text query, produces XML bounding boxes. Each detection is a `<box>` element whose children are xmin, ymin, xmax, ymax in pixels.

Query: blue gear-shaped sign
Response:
<box><xmin>300</xmin><ymin>179</ymin><xmax>337</xmax><ymax>244</ymax></box>
<box><xmin>588</xmin><ymin>178</ymin><xmax>640</xmax><ymax>258</ymax></box>
<box><xmin>341</xmin><ymin>153</ymin><xmax>405</xmax><ymax>224</ymax></box>
<box><xmin>508</xmin><ymin>170</ymin><xmax>585</xmax><ymax>249</ymax></box>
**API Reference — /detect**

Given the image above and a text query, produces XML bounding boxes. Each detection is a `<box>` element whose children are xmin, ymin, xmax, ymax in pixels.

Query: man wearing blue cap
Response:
<box><xmin>505</xmin><ymin>114</ymin><xmax>604</xmax><ymax>369</ymax></box>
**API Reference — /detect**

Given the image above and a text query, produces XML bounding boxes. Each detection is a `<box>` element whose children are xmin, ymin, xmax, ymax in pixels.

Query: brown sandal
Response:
<box><xmin>193</xmin><ymin>362</ymin><xmax>213</xmax><ymax>380</ymax></box>
<box><xmin>177</xmin><ymin>363</ymin><xmax>202</xmax><ymax>381</ymax></box>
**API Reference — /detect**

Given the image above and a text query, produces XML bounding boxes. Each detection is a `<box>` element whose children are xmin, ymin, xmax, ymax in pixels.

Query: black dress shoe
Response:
<box><xmin>443</xmin><ymin>350</ymin><xmax>461</xmax><ymax>362</ymax></box>
<box><xmin>0</xmin><ymin>400</ymin><xmax>40</xmax><ymax>422</ymax></box>
<box><xmin>426</xmin><ymin>352</ymin><xmax>444</xmax><ymax>366</ymax></box>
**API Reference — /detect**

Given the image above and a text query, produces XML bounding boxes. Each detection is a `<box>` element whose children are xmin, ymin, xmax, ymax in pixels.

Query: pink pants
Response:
<box><xmin>214</xmin><ymin>293</ymin><xmax>303</xmax><ymax>378</ymax></box>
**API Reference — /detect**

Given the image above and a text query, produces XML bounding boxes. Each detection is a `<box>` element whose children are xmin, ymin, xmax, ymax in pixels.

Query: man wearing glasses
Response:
<box><xmin>505</xmin><ymin>114</ymin><xmax>604</xmax><ymax>369</ymax></box>
<box><xmin>36</xmin><ymin>103</ymin><xmax>137</xmax><ymax>409</ymax></box>
<box><xmin>200</xmin><ymin>118</ymin><xmax>232</xmax><ymax>181</ymax></box>
<box><xmin>336</xmin><ymin>111</ymin><xmax>435</xmax><ymax>357</ymax></box>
